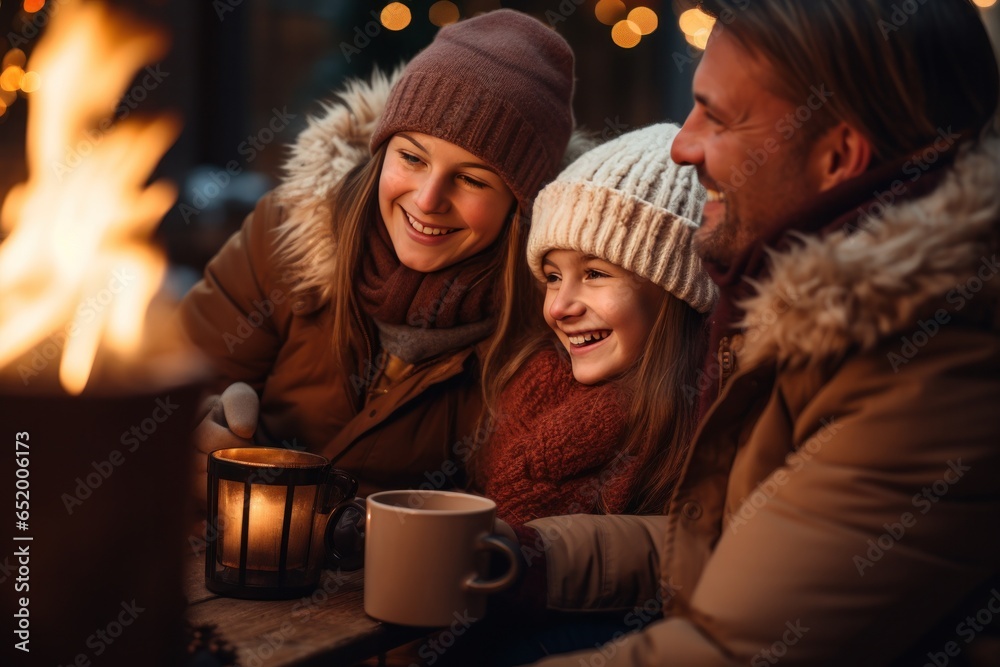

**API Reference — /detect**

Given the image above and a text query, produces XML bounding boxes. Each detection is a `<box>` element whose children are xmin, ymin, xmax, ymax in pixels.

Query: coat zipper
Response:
<box><xmin>718</xmin><ymin>334</ymin><xmax>734</xmax><ymax>395</ymax></box>
<box><xmin>350</xmin><ymin>297</ymin><xmax>376</xmax><ymax>407</ymax></box>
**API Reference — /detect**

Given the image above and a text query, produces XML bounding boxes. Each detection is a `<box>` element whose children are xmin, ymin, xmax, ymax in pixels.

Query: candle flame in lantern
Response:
<box><xmin>0</xmin><ymin>1</ymin><xmax>179</xmax><ymax>394</ymax></box>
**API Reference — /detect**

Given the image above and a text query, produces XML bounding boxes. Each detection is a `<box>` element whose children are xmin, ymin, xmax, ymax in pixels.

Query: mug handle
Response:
<box><xmin>324</xmin><ymin>497</ymin><xmax>367</xmax><ymax>571</ymax></box>
<box><xmin>463</xmin><ymin>534</ymin><xmax>521</xmax><ymax>595</ymax></box>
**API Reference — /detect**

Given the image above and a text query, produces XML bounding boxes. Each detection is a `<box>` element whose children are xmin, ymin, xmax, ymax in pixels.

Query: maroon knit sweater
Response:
<box><xmin>474</xmin><ymin>345</ymin><xmax>639</xmax><ymax>525</ymax></box>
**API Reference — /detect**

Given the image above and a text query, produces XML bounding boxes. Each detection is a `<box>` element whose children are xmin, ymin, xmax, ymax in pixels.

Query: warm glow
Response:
<box><xmin>0</xmin><ymin>0</ymin><xmax>177</xmax><ymax>394</ymax></box>
<box><xmin>23</xmin><ymin>0</ymin><xmax>46</xmax><ymax>13</ymax></box>
<box><xmin>218</xmin><ymin>481</ymin><xmax>313</xmax><ymax>571</ymax></box>
<box><xmin>380</xmin><ymin>2</ymin><xmax>412</xmax><ymax>31</ymax></box>
<box><xmin>973</xmin><ymin>0</ymin><xmax>996</xmax><ymax>7</ymax></box>
<box><xmin>595</xmin><ymin>0</ymin><xmax>626</xmax><ymax>26</ymax></box>
<box><xmin>19</xmin><ymin>71</ymin><xmax>40</xmax><ymax>93</ymax></box>
<box><xmin>1</xmin><ymin>66</ymin><xmax>25</xmax><ymax>91</ymax></box>
<box><xmin>612</xmin><ymin>19</ymin><xmax>642</xmax><ymax>48</ymax></box>
<box><xmin>679</xmin><ymin>8</ymin><xmax>716</xmax><ymax>36</ymax></box>
<box><xmin>429</xmin><ymin>0</ymin><xmax>459</xmax><ymax>26</ymax></box>
<box><xmin>628</xmin><ymin>7</ymin><xmax>658</xmax><ymax>35</ymax></box>
<box><xmin>0</xmin><ymin>100</ymin><xmax>7</xmax><ymax>117</ymax></box>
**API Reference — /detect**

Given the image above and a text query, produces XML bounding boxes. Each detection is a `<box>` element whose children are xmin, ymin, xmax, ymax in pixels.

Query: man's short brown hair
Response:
<box><xmin>699</xmin><ymin>0</ymin><xmax>999</xmax><ymax>163</ymax></box>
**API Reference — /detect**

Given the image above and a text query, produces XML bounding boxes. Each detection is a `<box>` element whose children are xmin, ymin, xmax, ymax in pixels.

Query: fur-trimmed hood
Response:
<box><xmin>270</xmin><ymin>67</ymin><xmax>596</xmax><ymax>310</ymax></box>
<box><xmin>739</xmin><ymin>133</ymin><xmax>1000</xmax><ymax>368</ymax></box>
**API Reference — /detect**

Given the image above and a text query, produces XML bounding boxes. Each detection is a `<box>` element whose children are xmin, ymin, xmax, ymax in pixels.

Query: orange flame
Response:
<box><xmin>0</xmin><ymin>1</ymin><xmax>179</xmax><ymax>394</ymax></box>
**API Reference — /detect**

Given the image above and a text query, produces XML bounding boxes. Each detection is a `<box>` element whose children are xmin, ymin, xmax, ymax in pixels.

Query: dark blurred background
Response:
<box><xmin>0</xmin><ymin>0</ymin><xmax>998</xmax><ymax>296</ymax></box>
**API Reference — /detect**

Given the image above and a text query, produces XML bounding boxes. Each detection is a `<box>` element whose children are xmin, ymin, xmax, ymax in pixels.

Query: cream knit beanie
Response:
<box><xmin>528</xmin><ymin>123</ymin><xmax>717</xmax><ymax>314</ymax></box>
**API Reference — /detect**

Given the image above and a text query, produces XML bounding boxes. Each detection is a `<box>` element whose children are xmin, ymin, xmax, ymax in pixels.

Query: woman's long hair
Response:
<box><xmin>478</xmin><ymin>213</ymin><xmax>546</xmax><ymax>406</ymax></box>
<box><xmin>477</xmin><ymin>283</ymin><xmax>709</xmax><ymax>515</ymax></box>
<box><xmin>328</xmin><ymin>146</ymin><xmax>385</xmax><ymax>401</ymax></box>
<box><xmin>327</xmin><ymin>144</ymin><xmax>539</xmax><ymax>405</ymax></box>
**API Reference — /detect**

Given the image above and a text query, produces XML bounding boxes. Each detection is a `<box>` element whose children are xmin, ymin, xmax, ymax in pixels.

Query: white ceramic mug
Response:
<box><xmin>364</xmin><ymin>490</ymin><xmax>520</xmax><ymax>626</ymax></box>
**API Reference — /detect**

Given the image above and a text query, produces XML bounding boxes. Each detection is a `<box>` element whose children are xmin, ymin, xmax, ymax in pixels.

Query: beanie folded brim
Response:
<box><xmin>528</xmin><ymin>180</ymin><xmax>718</xmax><ymax>314</ymax></box>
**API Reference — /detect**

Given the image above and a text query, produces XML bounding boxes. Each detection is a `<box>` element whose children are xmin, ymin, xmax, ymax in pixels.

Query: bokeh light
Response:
<box><xmin>20</xmin><ymin>71</ymin><xmax>40</xmax><ymax>93</ymax></box>
<box><xmin>685</xmin><ymin>30</ymin><xmax>711</xmax><ymax>50</ymax></box>
<box><xmin>1</xmin><ymin>66</ymin><xmax>25</xmax><ymax>92</ymax></box>
<box><xmin>23</xmin><ymin>0</ymin><xmax>45</xmax><ymax>13</ymax></box>
<box><xmin>679</xmin><ymin>8</ymin><xmax>715</xmax><ymax>36</ymax></box>
<box><xmin>429</xmin><ymin>1</ymin><xmax>459</xmax><ymax>26</ymax></box>
<box><xmin>3</xmin><ymin>49</ymin><xmax>27</xmax><ymax>70</ymax></box>
<box><xmin>628</xmin><ymin>7</ymin><xmax>658</xmax><ymax>35</ymax></box>
<box><xmin>972</xmin><ymin>0</ymin><xmax>996</xmax><ymax>7</ymax></box>
<box><xmin>380</xmin><ymin>2</ymin><xmax>412</xmax><ymax>31</ymax></box>
<box><xmin>611</xmin><ymin>19</ymin><xmax>642</xmax><ymax>48</ymax></box>
<box><xmin>679</xmin><ymin>8</ymin><xmax>715</xmax><ymax>51</ymax></box>
<box><xmin>595</xmin><ymin>0</ymin><xmax>627</xmax><ymax>26</ymax></box>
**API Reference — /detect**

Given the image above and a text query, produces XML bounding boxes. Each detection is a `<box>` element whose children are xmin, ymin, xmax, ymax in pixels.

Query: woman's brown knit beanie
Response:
<box><xmin>369</xmin><ymin>9</ymin><xmax>575</xmax><ymax>213</ymax></box>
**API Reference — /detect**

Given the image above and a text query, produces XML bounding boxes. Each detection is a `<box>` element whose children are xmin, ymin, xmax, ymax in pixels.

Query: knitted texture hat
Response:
<box><xmin>528</xmin><ymin>123</ymin><xmax>717</xmax><ymax>313</ymax></box>
<box><xmin>369</xmin><ymin>9</ymin><xmax>575</xmax><ymax>213</ymax></box>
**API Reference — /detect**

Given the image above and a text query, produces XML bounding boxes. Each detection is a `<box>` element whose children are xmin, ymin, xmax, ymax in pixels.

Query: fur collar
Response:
<box><xmin>739</xmin><ymin>133</ymin><xmax>1000</xmax><ymax>369</ymax></box>
<box><xmin>270</xmin><ymin>67</ymin><xmax>596</xmax><ymax>312</ymax></box>
<box><xmin>271</xmin><ymin>67</ymin><xmax>401</xmax><ymax>310</ymax></box>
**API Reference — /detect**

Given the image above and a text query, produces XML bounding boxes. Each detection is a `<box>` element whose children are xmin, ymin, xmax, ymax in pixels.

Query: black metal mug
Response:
<box><xmin>205</xmin><ymin>447</ymin><xmax>363</xmax><ymax>599</ymax></box>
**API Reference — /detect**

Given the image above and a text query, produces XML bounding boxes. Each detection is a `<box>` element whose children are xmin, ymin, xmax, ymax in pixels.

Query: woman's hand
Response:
<box><xmin>192</xmin><ymin>382</ymin><xmax>259</xmax><ymax>507</ymax></box>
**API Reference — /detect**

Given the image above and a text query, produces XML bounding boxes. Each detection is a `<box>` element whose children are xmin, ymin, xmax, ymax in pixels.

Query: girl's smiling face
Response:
<box><xmin>542</xmin><ymin>249</ymin><xmax>664</xmax><ymax>385</ymax></box>
<box><xmin>378</xmin><ymin>132</ymin><xmax>515</xmax><ymax>273</ymax></box>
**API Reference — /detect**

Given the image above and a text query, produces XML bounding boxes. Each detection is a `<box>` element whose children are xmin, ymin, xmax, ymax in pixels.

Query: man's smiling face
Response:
<box><xmin>670</xmin><ymin>27</ymin><xmax>829</xmax><ymax>268</ymax></box>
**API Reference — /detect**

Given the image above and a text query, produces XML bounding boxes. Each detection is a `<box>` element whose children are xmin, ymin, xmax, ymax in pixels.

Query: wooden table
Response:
<box><xmin>184</xmin><ymin>556</ymin><xmax>431</xmax><ymax>666</ymax></box>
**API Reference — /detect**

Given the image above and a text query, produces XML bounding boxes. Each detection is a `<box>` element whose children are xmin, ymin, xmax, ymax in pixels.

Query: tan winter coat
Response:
<box><xmin>180</xmin><ymin>71</ymin><xmax>588</xmax><ymax>496</ymax></box>
<box><xmin>527</xmin><ymin>135</ymin><xmax>1000</xmax><ymax>666</ymax></box>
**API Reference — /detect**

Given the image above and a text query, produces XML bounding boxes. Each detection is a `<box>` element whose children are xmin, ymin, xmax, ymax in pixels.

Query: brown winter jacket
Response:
<box><xmin>525</xmin><ymin>135</ymin><xmax>1000</xmax><ymax>666</ymax></box>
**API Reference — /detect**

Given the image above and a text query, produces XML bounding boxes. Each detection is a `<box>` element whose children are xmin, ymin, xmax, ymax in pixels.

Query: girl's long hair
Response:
<box><xmin>477</xmin><ymin>283</ymin><xmax>708</xmax><ymax>515</ymax></box>
<box><xmin>614</xmin><ymin>293</ymin><xmax>708</xmax><ymax>514</ymax></box>
<box><xmin>328</xmin><ymin>144</ymin><xmax>538</xmax><ymax>405</ymax></box>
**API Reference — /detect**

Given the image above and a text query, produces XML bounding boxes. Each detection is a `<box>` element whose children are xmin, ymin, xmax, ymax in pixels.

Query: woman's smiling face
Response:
<box><xmin>542</xmin><ymin>249</ymin><xmax>664</xmax><ymax>385</ymax></box>
<box><xmin>378</xmin><ymin>132</ymin><xmax>515</xmax><ymax>273</ymax></box>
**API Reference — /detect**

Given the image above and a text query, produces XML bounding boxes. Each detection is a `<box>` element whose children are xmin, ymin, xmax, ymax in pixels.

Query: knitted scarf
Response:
<box><xmin>697</xmin><ymin>141</ymin><xmax>959</xmax><ymax>419</ymax></box>
<box><xmin>356</xmin><ymin>216</ymin><xmax>499</xmax><ymax>361</ymax></box>
<box><xmin>473</xmin><ymin>345</ymin><xmax>640</xmax><ymax>525</ymax></box>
